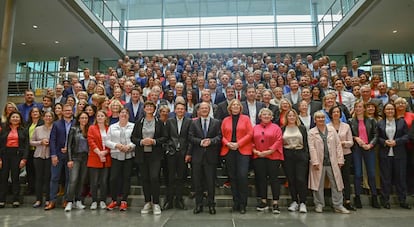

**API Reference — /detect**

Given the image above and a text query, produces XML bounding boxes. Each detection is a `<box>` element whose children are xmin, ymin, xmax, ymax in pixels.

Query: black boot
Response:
<box><xmin>372</xmin><ymin>196</ymin><xmax>381</xmax><ymax>209</ymax></box>
<box><xmin>354</xmin><ymin>196</ymin><xmax>362</xmax><ymax>208</ymax></box>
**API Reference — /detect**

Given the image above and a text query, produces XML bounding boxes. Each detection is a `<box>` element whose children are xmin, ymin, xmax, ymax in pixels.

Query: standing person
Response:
<box><xmin>30</xmin><ymin>111</ymin><xmax>54</xmax><ymax>208</ymax></box>
<box><xmin>220</xmin><ymin>99</ymin><xmax>253</xmax><ymax>214</ymax></box>
<box><xmin>131</xmin><ymin>101</ymin><xmax>167</xmax><ymax>215</ymax></box>
<box><xmin>64</xmin><ymin>112</ymin><xmax>90</xmax><ymax>212</ymax></box>
<box><xmin>349</xmin><ymin>100</ymin><xmax>380</xmax><ymax>208</ymax></box>
<box><xmin>1</xmin><ymin>102</ymin><xmax>18</xmax><ymax>125</ymax></box>
<box><xmin>282</xmin><ymin>110</ymin><xmax>309</xmax><ymax>213</ymax></box>
<box><xmin>163</xmin><ymin>102</ymin><xmax>192</xmax><ymax>210</ymax></box>
<box><xmin>308</xmin><ymin>111</ymin><xmax>349</xmax><ymax>214</ymax></box>
<box><xmin>17</xmin><ymin>89</ymin><xmax>40</xmax><ymax>123</ymax></box>
<box><xmin>252</xmin><ymin>108</ymin><xmax>283</xmax><ymax>214</ymax></box>
<box><xmin>377</xmin><ymin>103</ymin><xmax>411</xmax><ymax>209</ymax></box>
<box><xmin>0</xmin><ymin>111</ymin><xmax>29</xmax><ymax>208</ymax></box>
<box><xmin>87</xmin><ymin>110</ymin><xmax>111</xmax><ymax>210</ymax></box>
<box><xmin>25</xmin><ymin>107</ymin><xmax>44</xmax><ymax>195</ymax></box>
<box><xmin>186</xmin><ymin>102</ymin><xmax>222</xmax><ymax>215</ymax></box>
<box><xmin>105</xmin><ymin>108</ymin><xmax>135</xmax><ymax>211</ymax></box>
<box><xmin>45</xmin><ymin>104</ymin><xmax>74</xmax><ymax>210</ymax></box>
<box><xmin>328</xmin><ymin>106</ymin><xmax>356</xmax><ymax>211</ymax></box>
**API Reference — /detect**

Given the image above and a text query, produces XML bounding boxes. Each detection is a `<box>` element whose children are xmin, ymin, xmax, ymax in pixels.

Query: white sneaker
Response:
<box><xmin>299</xmin><ymin>203</ymin><xmax>307</xmax><ymax>213</ymax></box>
<box><xmin>334</xmin><ymin>205</ymin><xmax>350</xmax><ymax>214</ymax></box>
<box><xmin>99</xmin><ymin>201</ymin><xmax>106</xmax><ymax>209</ymax></box>
<box><xmin>90</xmin><ymin>202</ymin><xmax>97</xmax><ymax>210</ymax></box>
<box><xmin>75</xmin><ymin>201</ymin><xmax>86</xmax><ymax>209</ymax></box>
<box><xmin>65</xmin><ymin>202</ymin><xmax>73</xmax><ymax>212</ymax></box>
<box><xmin>288</xmin><ymin>201</ymin><xmax>299</xmax><ymax>212</ymax></box>
<box><xmin>153</xmin><ymin>204</ymin><xmax>161</xmax><ymax>215</ymax></box>
<box><xmin>141</xmin><ymin>202</ymin><xmax>152</xmax><ymax>214</ymax></box>
<box><xmin>315</xmin><ymin>204</ymin><xmax>323</xmax><ymax>213</ymax></box>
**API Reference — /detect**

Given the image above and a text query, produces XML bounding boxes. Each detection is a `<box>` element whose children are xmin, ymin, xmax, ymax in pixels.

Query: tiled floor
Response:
<box><xmin>1</xmin><ymin>205</ymin><xmax>414</xmax><ymax>227</ymax></box>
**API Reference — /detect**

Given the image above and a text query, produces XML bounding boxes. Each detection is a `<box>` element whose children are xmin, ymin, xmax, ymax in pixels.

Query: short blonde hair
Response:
<box><xmin>258</xmin><ymin>108</ymin><xmax>274</xmax><ymax>118</ymax></box>
<box><xmin>227</xmin><ymin>99</ymin><xmax>243</xmax><ymax>115</ymax></box>
<box><xmin>313</xmin><ymin>110</ymin><xmax>326</xmax><ymax>121</ymax></box>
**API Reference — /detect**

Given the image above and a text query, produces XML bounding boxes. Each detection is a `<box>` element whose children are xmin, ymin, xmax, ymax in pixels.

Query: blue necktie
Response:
<box><xmin>203</xmin><ymin>119</ymin><xmax>208</xmax><ymax>138</ymax></box>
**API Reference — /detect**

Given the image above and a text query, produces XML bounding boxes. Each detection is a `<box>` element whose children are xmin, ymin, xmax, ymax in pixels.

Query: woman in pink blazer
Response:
<box><xmin>308</xmin><ymin>111</ymin><xmax>349</xmax><ymax>214</ymax></box>
<box><xmin>221</xmin><ymin>99</ymin><xmax>253</xmax><ymax>214</ymax></box>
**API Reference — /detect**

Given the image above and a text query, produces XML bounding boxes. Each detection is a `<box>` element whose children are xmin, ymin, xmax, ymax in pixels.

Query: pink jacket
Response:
<box><xmin>327</xmin><ymin>122</ymin><xmax>354</xmax><ymax>155</ymax></box>
<box><xmin>252</xmin><ymin>123</ymin><xmax>283</xmax><ymax>160</ymax></box>
<box><xmin>308</xmin><ymin>125</ymin><xmax>344</xmax><ymax>191</ymax></box>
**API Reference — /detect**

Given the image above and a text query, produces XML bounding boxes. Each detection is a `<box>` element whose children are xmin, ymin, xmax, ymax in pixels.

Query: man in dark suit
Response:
<box><xmin>54</xmin><ymin>84</ymin><xmax>67</xmax><ymax>105</ymax></box>
<box><xmin>215</xmin><ymin>86</ymin><xmax>235</xmax><ymax>121</ymax></box>
<box><xmin>192</xmin><ymin>89</ymin><xmax>218</xmax><ymax>118</ymax></box>
<box><xmin>45</xmin><ymin>104</ymin><xmax>74</xmax><ymax>210</ymax></box>
<box><xmin>241</xmin><ymin>85</ymin><xmax>265</xmax><ymax>126</ymax></box>
<box><xmin>360</xmin><ymin>85</ymin><xmax>383</xmax><ymax>115</ymax></box>
<box><xmin>163</xmin><ymin>103</ymin><xmax>192</xmax><ymax>210</ymax></box>
<box><xmin>125</xmin><ymin>87</ymin><xmax>144</xmax><ymax>123</ymax></box>
<box><xmin>186</xmin><ymin>102</ymin><xmax>222</xmax><ymax>215</ymax></box>
<box><xmin>292</xmin><ymin>87</ymin><xmax>322</xmax><ymax>117</ymax></box>
<box><xmin>406</xmin><ymin>83</ymin><xmax>414</xmax><ymax>112</ymax></box>
<box><xmin>234</xmin><ymin>79</ymin><xmax>246</xmax><ymax>101</ymax></box>
<box><xmin>207</xmin><ymin>78</ymin><xmax>226</xmax><ymax>105</ymax></box>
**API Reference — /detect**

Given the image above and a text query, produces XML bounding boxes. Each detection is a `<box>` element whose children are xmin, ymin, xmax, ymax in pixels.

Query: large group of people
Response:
<box><xmin>1</xmin><ymin>51</ymin><xmax>414</xmax><ymax>216</ymax></box>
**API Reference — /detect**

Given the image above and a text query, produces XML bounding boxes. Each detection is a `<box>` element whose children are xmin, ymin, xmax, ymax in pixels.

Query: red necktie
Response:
<box><xmin>237</xmin><ymin>92</ymin><xmax>241</xmax><ymax>100</ymax></box>
<box><xmin>338</xmin><ymin>92</ymin><xmax>343</xmax><ymax>104</ymax></box>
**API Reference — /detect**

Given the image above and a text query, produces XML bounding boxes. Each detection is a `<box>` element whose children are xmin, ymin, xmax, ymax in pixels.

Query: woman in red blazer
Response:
<box><xmin>87</xmin><ymin>110</ymin><xmax>111</xmax><ymax>210</ymax></box>
<box><xmin>221</xmin><ymin>99</ymin><xmax>253</xmax><ymax>214</ymax></box>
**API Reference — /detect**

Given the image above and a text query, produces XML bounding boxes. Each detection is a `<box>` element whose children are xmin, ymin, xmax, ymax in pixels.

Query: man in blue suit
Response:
<box><xmin>45</xmin><ymin>104</ymin><xmax>74</xmax><ymax>210</ymax></box>
<box><xmin>125</xmin><ymin>87</ymin><xmax>144</xmax><ymax>123</ymax></box>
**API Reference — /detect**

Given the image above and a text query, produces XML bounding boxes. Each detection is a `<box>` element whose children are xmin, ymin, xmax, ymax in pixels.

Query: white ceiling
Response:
<box><xmin>0</xmin><ymin>0</ymin><xmax>124</xmax><ymax>62</ymax></box>
<box><xmin>1</xmin><ymin>0</ymin><xmax>413</xmax><ymax>63</ymax></box>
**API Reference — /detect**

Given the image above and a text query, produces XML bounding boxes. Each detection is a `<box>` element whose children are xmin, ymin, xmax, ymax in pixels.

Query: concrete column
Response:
<box><xmin>0</xmin><ymin>0</ymin><xmax>17</xmax><ymax>107</ymax></box>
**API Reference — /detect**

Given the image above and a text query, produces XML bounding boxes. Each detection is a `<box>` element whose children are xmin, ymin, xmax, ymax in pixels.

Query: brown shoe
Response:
<box><xmin>62</xmin><ymin>200</ymin><xmax>67</xmax><ymax>208</ymax></box>
<box><xmin>44</xmin><ymin>202</ymin><xmax>55</xmax><ymax>211</ymax></box>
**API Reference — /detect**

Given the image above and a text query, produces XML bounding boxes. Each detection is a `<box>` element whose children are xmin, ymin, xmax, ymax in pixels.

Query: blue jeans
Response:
<box><xmin>50</xmin><ymin>156</ymin><xmax>69</xmax><ymax>202</ymax></box>
<box><xmin>353</xmin><ymin>146</ymin><xmax>377</xmax><ymax>196</ymax></box>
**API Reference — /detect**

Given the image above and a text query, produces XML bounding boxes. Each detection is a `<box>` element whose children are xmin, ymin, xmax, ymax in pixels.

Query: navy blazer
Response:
<box><xmin>242</xmin><ymin>101</ymin><xmax>266</xmax><ymax>125</ymax></box>
<box><xmin>50</xmin><ymin>119</ymin><xmax>74</xmax><ymax>159</ymax></box>
<box><xmin>125</xmin><ymin>101</ymin><xmax>144</xmax><ymax>123</ymax></box>
<box><xmin>188</xmin><ymin>118</ymin><xmax>222</xmax><ymax>165</ymax></box>
<box><xmin>377</xmin><ymin>118</ymin><xmax>409</xmax><ymax>159</ymax></box>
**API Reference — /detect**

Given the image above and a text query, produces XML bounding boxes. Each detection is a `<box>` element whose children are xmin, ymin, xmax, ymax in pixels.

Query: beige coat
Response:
<box><xmin>308</xmin><ymin>125</ymin><xmax>344</xmax><ymax>191</ymax></box>
<box><xmin>327</xmin><ymin>122</ymin><xmax>354</xmax><ymax>155</ymax></box>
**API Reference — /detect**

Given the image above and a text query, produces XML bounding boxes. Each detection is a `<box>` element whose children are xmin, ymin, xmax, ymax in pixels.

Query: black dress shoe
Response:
<box><xmin>372</xmin><ymin>196</ymin><xmax>381</xmax><ymax>209</ymax></box>
<box><xmin>208</xmin><ymin>206</ymin><xmax>216</xmax><ymax>214</ymax></box>
<box><xmin>384</xmin><ymin>202</ymin><xmax>391</xmax><ymax>209</ymax></box>
<box><xmin>240</xmin><ymin>206</ymin><xmax>246</xmax><ymax>214</ymax></box>
<box><xmin>344</xmin><ymin>203</ymin><xmax>357</xmax><ymax>211</ymax></box>
<box><xmin>193</xmin><ymin>205</ymin><xmax>203</xmax><ymax>214</ymax></box>
<box><xmin>162</xmin><ymin>200</ymin><xmax>173</xmax><ymax>210</ymax></box>
<box><xmin>175</xmin><ymin>199</ymin><xmax>186</xmax><ymax>210</ymax></box>
<box><xmin>354</xmin><ymin>196</ymin><xmax>362</xmax><ymax>208</ymax></box>
<box><xmin>400</xmin><ymin>203</ymin><xmax>411</xmax><ymax>209</ymax></box>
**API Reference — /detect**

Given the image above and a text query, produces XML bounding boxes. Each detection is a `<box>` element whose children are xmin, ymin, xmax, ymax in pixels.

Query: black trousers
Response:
<box><xmin>109</xmin><ymin>158</ymin><xmax>133</xmax><ymax>201</ymax></box>
<box><xmin>140</xmin><ymin>153</ymin><xmax>162</xmax><ymax>204</ymax></box>
<box><xmin>225</xmin><ymin>150</ymin><xmax>250</xmax><ymax>207</ymax></box>
<box><xmin>33</xmin><ymin>157</ymin><xmax>51</xmax><ymax>202</ymax></box>
<box><xmin>89</xmin><ymin>167</ymin><xmax>109</xmax><ymax>203</ymax></box>
<box><xmin>0</xmin><ymin>148</ymin><xmax>21</xmax><ymax>202</ymax></box>
<box><xmin>26</xmin><ymin>148</ymin><xmax>35</xmax><ymax>193</ymax></box>
<box><xmin>193</xmin><ymin>160</ymin><xmax>216</xmax><ymax>206</ymax></box>
<box><xmin>283</xmin><ymin>148</ymin><xmax>309</xmax><ymax>204</ymax></box>
<box><xmin>166</xmin><ymin>152</ymin><xmax>186</xmax><ymax>201</ymax></box>
<box><xmin>380</xmin><ymin>155</ymin><xmax>408</xmax><ymax>203</ymax></box>
<box><xmin>253</xmin><ymin>158</ymin><xmax>281</xmax><ymax>200</ymax></box>
<box><xmin>341</xmin><ymin>153</ymin><xmax>353</xmax><ymax>201</ymax></box>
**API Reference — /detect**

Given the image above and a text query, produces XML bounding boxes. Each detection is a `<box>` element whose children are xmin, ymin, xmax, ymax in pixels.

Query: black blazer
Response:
<box><xmin>215</xmin><ymin>100</ymin><xmax>230</xmax><ymax>121</ymax></box>
<box><xmin>264</xmin><ymin>103</ymin><xmax>280</xmax><ymax>124</ymax></box>
<box><xmin>0</xmin><ymin>127</ymin><xmax>29</xmax><ymax>159</ymax></box>
<box><xmin>377</xmin><ymin>118</ymin><xmax>409</xmax><ymax>159</ymax></box>
<box><xmin>349</xmin><ymin>117</ymin><xmax>378</xmax><ymax>147</ymax></box>
<box><xmin>165</xmin><ymin>117</ymin><xmax>192</xmax><ymax>155</ymax></box>
<box><xmin>131</xmin><ymin>118</ymin><xmax>168</xmax><ymax>163</ymax></box>
<box><xmin>188</xmin><ymin>118</ymin><xmax>222</xmax><ymax>165</ymax></box>
<box><xmin>242</xmin><ymin>101</ymin><xmax>266</xmax><ymax>125</ymax></box>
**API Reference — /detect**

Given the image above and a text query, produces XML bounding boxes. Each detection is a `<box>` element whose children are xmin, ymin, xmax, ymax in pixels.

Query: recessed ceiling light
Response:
<box><xmin>21</xmin><ymin>42</ymin><xmax>26</xmax><ymax>46</ymax></box>
<box><xmin>32</xmin><ymin>25</ymin><xmax>38</xmax><ymax>29</ymax></box>
<box><xmin>54</xmin><ymin>40</ymin><xmax>60</xmax><ymax>44</ymax></box>
<box><xmin>393</xmin><ymin>30</ymin><xmax>398</xmax><ymax>33</ymax></box>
